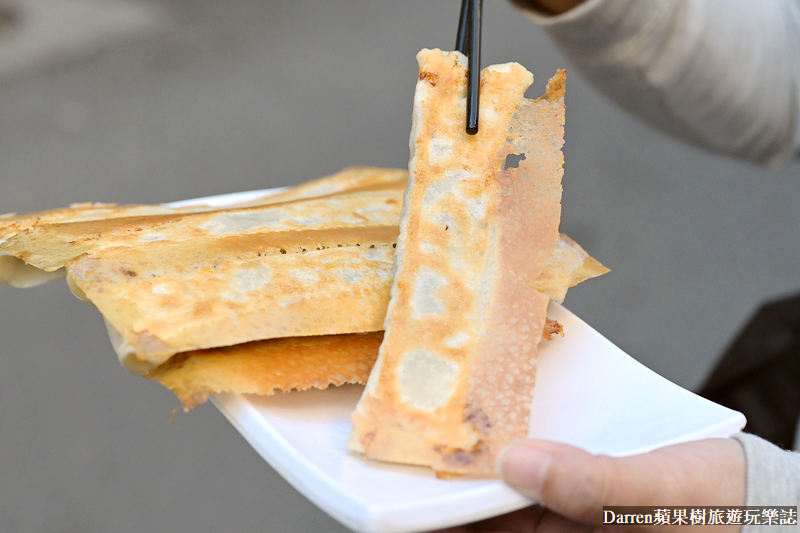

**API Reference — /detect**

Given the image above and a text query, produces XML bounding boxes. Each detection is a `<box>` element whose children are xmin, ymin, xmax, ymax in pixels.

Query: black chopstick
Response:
<box><xmin>455</xmin><ymin>0</ymin><xmax>482</xmax><ymax>135</ymax></box>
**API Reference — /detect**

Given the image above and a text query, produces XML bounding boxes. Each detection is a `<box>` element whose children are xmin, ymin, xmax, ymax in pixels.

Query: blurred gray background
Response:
<box><xmin>0</xmin><ymin>1</ymin><xmax>798</xmax><ymax>532</ymax></box>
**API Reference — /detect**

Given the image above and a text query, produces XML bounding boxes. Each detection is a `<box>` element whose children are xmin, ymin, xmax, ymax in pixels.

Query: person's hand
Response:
<box><xmin>434</xmin><ymin>437</ymin><xmax>745</xmax><ymax>533</ymax></box>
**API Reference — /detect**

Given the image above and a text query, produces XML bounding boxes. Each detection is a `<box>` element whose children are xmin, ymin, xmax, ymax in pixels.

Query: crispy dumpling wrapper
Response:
<box><xmin>0</xmin><ymin>169</ymin><xmax>407</xmax><ymax>370</ymax></box>
<box><xmin>147</xmin><ymin>332</ymin><xmax>385</xmax><ymax>410</ymax></box>
<box><xmin>535</xmin><ymin>233</ymin><xmax>609</xmax><ymax>303</ymax></box>
<box><xmin>0</xmin><ymin>167</ymin><xmax>407</xmax><ymax>286</ymax></box>
<box><xmin>349</xmin><ymin>49</ymin><xmax>568</xmax><ymax>476</ymax></box>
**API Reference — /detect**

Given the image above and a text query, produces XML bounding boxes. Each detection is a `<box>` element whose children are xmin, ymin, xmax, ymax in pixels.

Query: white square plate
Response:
<box><xmin>170</xmin><ymin>189</ymin><xmax>745</xmax><ymax>533</ymax></box>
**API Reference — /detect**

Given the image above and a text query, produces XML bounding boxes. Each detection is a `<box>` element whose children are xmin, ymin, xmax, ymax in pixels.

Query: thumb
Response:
<box><xmin>498</xmin><ymin>438</ymin><xmax>745</xmax><ymax>526</ymax></box>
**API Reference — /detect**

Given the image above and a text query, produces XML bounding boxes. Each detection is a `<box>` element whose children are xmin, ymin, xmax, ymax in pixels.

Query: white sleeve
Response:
<box><xmin>515</xmin><ymin>0</ymin><xmax>800</xmax><ymax>166</ymax></box>
<box><xmin>733</xmin><ymin>433</ymin><xmax>800</xmax><ymax>530</ymax></box>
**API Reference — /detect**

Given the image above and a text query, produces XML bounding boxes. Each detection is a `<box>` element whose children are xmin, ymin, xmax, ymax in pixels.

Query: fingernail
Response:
<box><xmin>497</xmin><ymin>442</ymin><xmax>552</xmax><ymax>501</ymax></box>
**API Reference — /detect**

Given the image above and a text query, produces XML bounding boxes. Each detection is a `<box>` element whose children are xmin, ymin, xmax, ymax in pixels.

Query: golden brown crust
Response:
<box><xmin>542</xmin><ymin>318</ymin><xmax>564</xmax><ymax>341</ymax></box>
<box><xmin>535</xmin><ymin>68</ymin><xmax>566</xmax><ymax>103</ymax></box>
<box><xmin>147</xmin><ymin>332</ymin><xmax>385</xmax><ymax>410</ymax></box>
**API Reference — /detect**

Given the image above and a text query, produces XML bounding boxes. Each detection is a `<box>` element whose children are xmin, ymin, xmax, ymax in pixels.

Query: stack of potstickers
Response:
<box><xmin>0</xmin><ymin>165</ymin><xmax>603</xmax><ymax>409</ymax></box>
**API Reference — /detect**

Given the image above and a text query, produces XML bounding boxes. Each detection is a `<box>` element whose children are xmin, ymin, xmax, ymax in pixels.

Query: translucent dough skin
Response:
<box><xmin>349</xmin><ymin>49</ymin><xmax>566</xmax><ymax>476</ymax></box>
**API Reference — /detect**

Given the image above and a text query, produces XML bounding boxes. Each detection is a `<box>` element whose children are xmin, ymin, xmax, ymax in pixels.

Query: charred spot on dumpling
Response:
<box><xmin>419</xmin><ymin>71</ymin><xmax>438</xmax><ymax>85</ymax></box>
<box><xmin>464</xmin><ymin>405</ymin><xmax>492</xmax><ymax>433</ymax></box>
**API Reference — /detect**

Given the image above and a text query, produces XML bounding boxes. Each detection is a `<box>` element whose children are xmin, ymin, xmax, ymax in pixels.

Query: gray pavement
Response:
<box><xmin>1</xmin><ymin>1</ymin><xmax>798</xmax><ymax>532</ymax></box>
